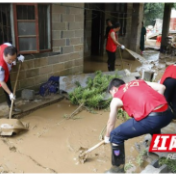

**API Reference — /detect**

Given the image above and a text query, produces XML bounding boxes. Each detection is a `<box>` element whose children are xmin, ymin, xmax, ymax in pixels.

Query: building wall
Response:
<box><xmin>0</xmin><ymin>3</ymin><xmax>144</xmax><ymax>103</ymax></box>
<box><xmin>0</xmin><ymin>3</ymin><xmax>84</xmax><ymax>103</ymax></box>
<box><xmin>129</xmin><ymin>3</ymin><xmax>144</xmax><ymax>52</ymax></box>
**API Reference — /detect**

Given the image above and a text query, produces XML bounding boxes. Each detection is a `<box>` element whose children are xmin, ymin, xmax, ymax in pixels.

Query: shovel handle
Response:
<box><xmin>9</xmin><ymin>62</ymin><xmax>22</xmax><ymax>119</ymax></box>
<box><xmin>83</xmin><ymin>140</ymin><xmax>105</xmax><ymax>155</ymax></box>
<box><xmin>9</xmin><ymin>99</ymin><xmax>14</xmax><ymax>119</ymax></box>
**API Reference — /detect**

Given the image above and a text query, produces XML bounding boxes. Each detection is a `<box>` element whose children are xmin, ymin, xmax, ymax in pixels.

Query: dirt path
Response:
<box><xmin>0</xmin><ymin>99</ymin><xmax>147</xmax><ymax>173</ymax></box>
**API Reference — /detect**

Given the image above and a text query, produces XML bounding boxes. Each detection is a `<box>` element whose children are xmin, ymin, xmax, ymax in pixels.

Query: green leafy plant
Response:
<box><xmin>124</xmin><ymin>161</ymin><xmax>135</xmax><ymax>172</ymax></box>
<box><xmin>159</xmin><ymin>157</ymin><xmax>176</xmax><ymax>173</ymax></box>
<box><xmin>117</xmin><ymin>108</ymin><xmax>131</xmax><ymax>121</ymax></box>
<box><xmin>69</xmin><ymin>70</ymin><xmax>120</xmax><ymax>109</ymax></box>
<box><xmin>136</xmin><ymin>149</ymin><xmax>147</xmax><ymax>166</ymax></box>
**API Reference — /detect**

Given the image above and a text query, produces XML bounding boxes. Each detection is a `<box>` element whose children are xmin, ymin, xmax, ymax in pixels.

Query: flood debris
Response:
<box><xmin>68</xmin><ymin>103</ymin><xmax>84</xmax><ymax>119</ymax></box>
<box><xmin>61</xmin><ymin>70</ymin><xmax>138</xmax><ymax>119</ymax></box>
<box><xmin>76</xmin><ymin>146</ymin><xmax>89</xmax><ymax>164</ymax></box>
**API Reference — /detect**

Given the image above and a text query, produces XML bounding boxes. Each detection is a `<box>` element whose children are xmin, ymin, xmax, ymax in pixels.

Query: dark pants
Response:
<box><xmin>110</xmin><ymin>108</ymin><xmax>174</xmax><ymax>144</ymax></box>
<box><xmin>106</xmin><ymin>50</ymin><xmax>116</xmax><ymax>71</ymax></box>
<box><xmin>163</xmin><ymin>78</ymin><xmax>176</xmax><ymax>115</ymax></box>
<box><xmin>3</xmin><ymin>77</ymin><xmax>13</xmax><ymax>107</ymax></box>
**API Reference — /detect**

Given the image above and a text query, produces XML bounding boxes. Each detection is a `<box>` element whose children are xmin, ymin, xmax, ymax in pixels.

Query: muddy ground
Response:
<box><xmin>0</xmin><ymin>49</ymin><xmax>176</xmax><ymax>173</ymax></box>
<box><xmin>0</xmin><ymin>99</ymin><xmax>145</xmax><ymax>173</ymax></box>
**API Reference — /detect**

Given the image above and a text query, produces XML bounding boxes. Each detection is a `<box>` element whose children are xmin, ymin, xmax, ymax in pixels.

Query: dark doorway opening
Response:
<box><xmin>91</xmin><ymin>4</ymin><xmax>105</xmax><ymax>56</ymax></box>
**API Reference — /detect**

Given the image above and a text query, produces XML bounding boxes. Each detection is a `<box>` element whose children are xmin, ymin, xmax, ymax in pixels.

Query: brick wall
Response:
<box><xmin>129</xmin><ymin>3</ymin><xmax>144</xmax><ymax>52</ymax></box>
<box><xmin>0</xmin><ymin>3</ymin><xmax>84</xmax><ymax>103</ymax></box>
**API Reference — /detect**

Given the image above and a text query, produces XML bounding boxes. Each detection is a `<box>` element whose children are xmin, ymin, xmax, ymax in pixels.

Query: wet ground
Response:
<box><xmin>84</xmin><ymin>47</ymin><xmax>176</xmax><ymax>82</ymax></box>
<box><xmin>0</xmin><ymin>98</ymin><xmax>174</xmax><ymax>173</ymax></box>
<box><xmin>0</xmin><ymin>99</ymin><xmax>146</xmax><ymax>173</ymax></box>
<box><xmin>84</xmin><ymin>49</ymin><xmax>162</xmax><ymax>81</ymax></box>
<box><xmin>0</xmin><ymin>49</ymin><xmax>176</xmax><ymax>173</ymax></box>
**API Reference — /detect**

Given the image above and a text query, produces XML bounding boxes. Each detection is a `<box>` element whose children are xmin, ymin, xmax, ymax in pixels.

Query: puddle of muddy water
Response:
<box><xmin>143</xmin><ymin>50</ymin><xmax>160</xmax><ymax>62</ymax></box>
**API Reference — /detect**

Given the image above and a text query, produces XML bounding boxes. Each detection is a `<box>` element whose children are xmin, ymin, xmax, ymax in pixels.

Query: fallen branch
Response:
<box><xmin>68</xmin><ymin>103</ymin><xmax>84</xmax><ymax>119</ymax></box>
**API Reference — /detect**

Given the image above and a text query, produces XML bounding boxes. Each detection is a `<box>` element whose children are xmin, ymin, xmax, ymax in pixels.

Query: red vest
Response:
<box><xmin>106</xmin><ymin>29</ymin><xmax>118</xmax><ymax>52</ymax></box>
<box><xmin>0</xmin><ymin>44</ymin><xmax>9</xmax><ymax>87</ymax></box>
<box><xmin>160</xmin><ymin>64</ymin><xmax>176</xmax><ymax>84</ymax></box>
<box><xmin>114</xmin><ymin>80</ymin><xmax>168</xmax><ymax>121</ymax></box>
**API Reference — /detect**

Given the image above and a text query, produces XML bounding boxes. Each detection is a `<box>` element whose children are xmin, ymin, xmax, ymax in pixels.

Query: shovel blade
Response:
<box><xmin>0</xmin><ymin>131</ymin><xmax>13</xmax><ymax>136</ymax></box>
<box><xmin>0</xmin><ymin>119</ymin><xmax>28</xmax><ymax>136</ymax></box>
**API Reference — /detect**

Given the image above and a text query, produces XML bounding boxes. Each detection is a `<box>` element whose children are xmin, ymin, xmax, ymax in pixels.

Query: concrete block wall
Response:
<box><xmin>0</xmin><ymin>3</ymin><xmax>84</xmax><ymax>103</ymax></box>
<box><xmin>129</xmin><ymin>3</ymin><xmax>144</xmax><ymax>53</ymax></box>
<box><xmin>123</xmin><ymin>3</ymin><xmax>133</xmax><ymax>49</ymax></box>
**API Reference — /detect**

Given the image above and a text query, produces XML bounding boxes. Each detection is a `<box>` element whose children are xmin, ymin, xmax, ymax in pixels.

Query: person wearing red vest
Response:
<box><xmin>104</xmin><ymin>78</ymin><xmax>174</xmax><ymax>173</ymax></box>
<box><xmin>106</xmin><ymin>22</ymin><xmax>125</xmax><ymax>71</ymax></box>
<box><xmin>0</xmin><ymin>43</ymin><xmax>25</xmax><ymax>112</ymax></box>
<box><xmin>160</xmin><ymin>64</ymin><xmax>176</xmax><ymax>116</ymax></box>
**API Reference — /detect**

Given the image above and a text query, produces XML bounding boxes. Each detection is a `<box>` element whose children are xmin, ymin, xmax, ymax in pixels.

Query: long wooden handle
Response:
<box><xmin>9</xmin><ymin>62</ymin><xmax>22</xmax><ymax>119</ymax></box>
<box><xmin>13</xmin><ymin>62</ymin><xmax>22</xmax><ymax>94</ymax></box>
<box><xmin>82</xmin><ymin>140</ymin><xmax>105</xmax><ymax>156</ymax></box>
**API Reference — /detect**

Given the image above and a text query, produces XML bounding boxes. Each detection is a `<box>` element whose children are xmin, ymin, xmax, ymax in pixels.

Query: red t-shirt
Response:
<box><xmin>0</xmin><ymin>44</ymin><xmax>10</xmax><ymax>87</ymax></box>
<box><xmin>106</xmin><ymin>29</ymin><xmax>118</xmax><ymax>52</ymax></box>
<box><xmin>114</xmin><ymin>80</ymin><xmax>168</xmax><ymax>121</ymax></box>
<box><xmin>160</xmin><ymin>64</ymin><xmax>176</xmax><ymax>84</ymax></box>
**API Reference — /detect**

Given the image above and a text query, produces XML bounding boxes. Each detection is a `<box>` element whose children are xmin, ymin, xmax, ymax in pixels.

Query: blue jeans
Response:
<box><xmin>163</xmin><ymin>78</ymin><xmax>176</xmax><ymax>115</ymax></box>
<box><xmin>110</xmin><ymin>108</ymin><xmax>174</xmax><ymax>144</ymax></box>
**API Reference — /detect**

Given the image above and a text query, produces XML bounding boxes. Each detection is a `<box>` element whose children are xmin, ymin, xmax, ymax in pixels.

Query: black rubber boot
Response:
<box><xmin>104</xmin><ymin>143</ymin><xmax>125</xmax><ymax>173</ymax></box>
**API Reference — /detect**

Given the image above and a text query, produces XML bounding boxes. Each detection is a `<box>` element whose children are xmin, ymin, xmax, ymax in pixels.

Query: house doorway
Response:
<box><xmin>84</xmin><ymin>2</ymin><xmax>105</xmax><ymax>57</ymax></box>
<box><xmin>91</xmin><ymin>6</ymin><xmax>105</xmax><ymax>56</ymax></box>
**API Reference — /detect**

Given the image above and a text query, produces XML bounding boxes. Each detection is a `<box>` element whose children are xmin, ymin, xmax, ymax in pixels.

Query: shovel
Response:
<box><xmin>0</xmin><ymin>61</ymin><xmax>27</xmax><ymax>136</ymax></box>
<box><xmin>77</xmin><ymin>140</ymin><xmax>105</xmax><ymax>163</ymax></box>
<box><xmin>9</xmin><ymin>61</ymin><xmax>22</xmax><ymax>119</ymax></box>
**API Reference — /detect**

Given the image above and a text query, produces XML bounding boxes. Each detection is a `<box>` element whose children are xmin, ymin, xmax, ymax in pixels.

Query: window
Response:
<box><xmin>0</xmin><ymin>4</ymin><xmax>12</xmax><ymax>44</ymax></box>
<box><xmin>113</xmin><ymin>3</ymin><xmax>127</xmax><ymax>36</ymax></box>
<box><xmin>13</xmin><ymin>4</ymin><xmax>51</xmax><ymax>54</ymax></box>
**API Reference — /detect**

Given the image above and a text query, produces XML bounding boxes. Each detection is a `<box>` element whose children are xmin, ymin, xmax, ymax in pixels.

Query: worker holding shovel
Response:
<box><xmin>0</xmin><ymin>43</ymin><xmax>25</xmax><ymax>113</ymax></box>
<box><xmin>106</xmin><ymin>22</ymin><xmax>125</xmax><ymax>71</ymax></box>
<box><xmin>104</xmin><ymin>78</ymin><xmax>174</xmax><ymax>173</ymax></box>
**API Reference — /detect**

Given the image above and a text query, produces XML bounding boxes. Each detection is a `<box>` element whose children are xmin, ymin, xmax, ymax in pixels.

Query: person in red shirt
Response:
<box><xmin>104</xmin><ymin>78</ymin><xmax>174</xmax><ymax>173</ymax></box>
<box><xmin>0</xmin><ymin>43</ymin><xmax>25</xmax><ymax>112</ymax></box>
<box><xmin>160</xmin><ymin>64</ymin><xmax>176</xmax><ymax>116</ymax></box>
<box><xmin>106</xmin><ymin>22</ymin><xmax>125</xmax><ymax>71</ymax></box>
